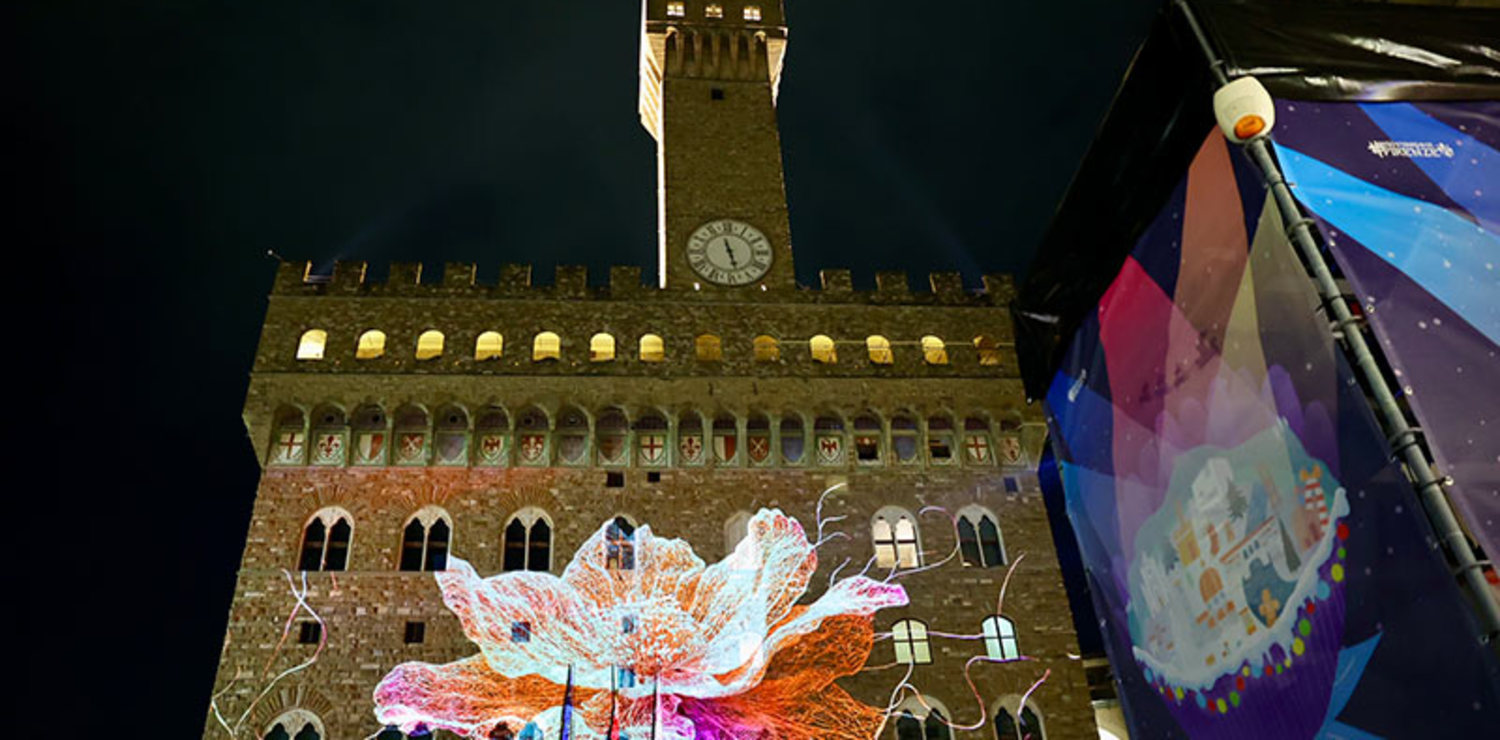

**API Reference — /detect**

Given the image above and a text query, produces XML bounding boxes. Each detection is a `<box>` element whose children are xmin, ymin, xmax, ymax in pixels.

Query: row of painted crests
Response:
<box><xmin>1042</xmin><ymin>125</ymin><xmax>1500</xmax><ymax>738</ymax></box>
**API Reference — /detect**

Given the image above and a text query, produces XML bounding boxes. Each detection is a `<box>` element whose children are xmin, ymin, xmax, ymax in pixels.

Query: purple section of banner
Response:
<box><xmin>1274</xmin><ymin>99</ymin><xmax>1500</xmax><ymax>566</ymax></box>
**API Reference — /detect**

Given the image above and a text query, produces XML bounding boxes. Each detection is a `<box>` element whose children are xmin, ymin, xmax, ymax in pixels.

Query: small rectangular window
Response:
<box><xmin>705</xmin><ymin>3</ymin><xmax>723</xmax><ymax>19</ymax></box>
<box><xmin>512</xmin><ymin>621</ymin><xmax>532</xmax><ymax>643</ymax></box>
<box><xmin>710</xmin><ymin>87</ymin><xmax>725</xmax><ymax>100</ymax></box>
<box><xmin>606</xmin><ymin>471</ymin><xmax>625</xmax><ymax>488</ymax></box>
<box><xmin>743</xmin><ymin>5</ymin><xmax>762</xmax><ymax>21</ymax></box>
<box><xmin>404</xmin><ymin>621</ymin><xmax>426</xmax><ymax>644</ymax></box>
<box><xmin>298</xmin><ymin>621</ymin><xmax>322</xmax><ymax>645</ymax></box>
<box><xmin>646</xmin><ymin>471</ymin><xmax>661</xmax><ymax>483</ymax></box>
<box><xmin>666</xmin><ymin>1</ymin><xmax>685</xmax><ymax>18</ymax></box>
<box><xmin>1004</xmin><ymin>476</ymin><xmax>1019</xmax><ymax>493</ymax></box>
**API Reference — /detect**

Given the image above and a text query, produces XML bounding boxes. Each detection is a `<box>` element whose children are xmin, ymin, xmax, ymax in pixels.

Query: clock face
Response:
<box><xmin>685</xmin><ymin>219</ymin><xmax>773</xmax><ymax>286</ymax></box>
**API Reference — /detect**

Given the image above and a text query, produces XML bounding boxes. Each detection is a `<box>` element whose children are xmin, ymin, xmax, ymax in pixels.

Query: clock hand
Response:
<box><xmin>723</xmin><ymin>239</ymin><xmax>738</xmax><ymax>268</ymax></box>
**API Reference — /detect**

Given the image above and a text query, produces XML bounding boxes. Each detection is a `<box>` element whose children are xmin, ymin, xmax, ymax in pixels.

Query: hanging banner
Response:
<box><xmin>1271</xmin><ymin>99</ymin><xmax>1500</xmax><ymax>566</ymax></box>
<box><xmin>1044</xmin><ymin>130</ymin><xmax>1500</xmax><ymax>738</ymax></box>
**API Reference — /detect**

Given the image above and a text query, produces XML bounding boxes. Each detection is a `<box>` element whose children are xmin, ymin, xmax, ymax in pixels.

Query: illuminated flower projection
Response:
<box><xmin>373</xmin><ymin>509</ymin><xmax>908</xmax><ymax>739</ymax></box>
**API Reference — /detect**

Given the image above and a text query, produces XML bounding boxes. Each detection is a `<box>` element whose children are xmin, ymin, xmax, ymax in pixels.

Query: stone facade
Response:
<box><xmin>204</xmin><ymin>2</ymin><xmax>1097</xmax><ymax>739</ymax></box>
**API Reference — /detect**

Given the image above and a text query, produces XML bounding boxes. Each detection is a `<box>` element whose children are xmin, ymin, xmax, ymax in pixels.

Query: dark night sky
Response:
<box><xmin>19</xmin><ymin>1</ymin><xmax>1158</xmax><ymax>735</ymax></box>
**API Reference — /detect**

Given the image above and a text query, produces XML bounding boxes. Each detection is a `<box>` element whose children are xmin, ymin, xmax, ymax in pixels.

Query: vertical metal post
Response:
<box><xmin>1173</xmin><ymin>0</ymin><xmax>1500</xmax><ymax>642</ymax></box>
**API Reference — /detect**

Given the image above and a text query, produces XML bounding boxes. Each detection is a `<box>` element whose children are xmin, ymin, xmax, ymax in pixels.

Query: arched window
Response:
<box><xmin>712</xmin><ymin>414</ymin><xmax>739</xmax><ymax>464</ymax></box>
<box><xmin>474</xmin><ymin>406</ymin><xmax>510</xmax><ymax>466</ymax></box>
<box><xmin>299</xmin><ymin>507</ymin><xmax>353</xmax><ymax>572</ymax></box>
<box><xmin>270</xmin><ymin>406</ymin><xmax>308</xmax><ymax>465</ymax></box>
<box><xmin>867</xmin><ymin>335</ymin><xmax>893</xmax><ymax>364</ymax></box>
<box><xmin>889</xmin><ymin>696</ymin><xmax>952</xmax><ymax>740</ymax></box>
<box><xmin>309</xmin><ymin>404</ymin><xmax>348</xmax><ymax>466</ymax></box>
<box><xmin>503</xmin><ymin>508</ymin><xmax>552</xmax><ymax>572</ymax></box>
<box><xmin>779</xmin><ymin>415</ymin><xmax>805</xmax><ymax>464</ymax></box>
<box><xmin>356</xmin><ymin>330</ymin><xmax>386</xmax><ymax>359</ymax></box>
<box><xmin>393</xmin><ymin>404</ymin><xmax>431</xmax><ymax>465</ymax></box>
<box><xmin>678</xmin><ymin>411</ymin><xmax>705</xmax><ymax>465</ymax></box>
<box><xmin>596</xmin><ymin>408</ymin><xmax>629</xmax><ymax>465</ymax></box>
<box><xmin>994</xmin><ymin>703</ymin><xmax>1044</xmax><ymax>740</ymax></box>
<box><xmin>814</xmin><ymin>415</ymin><xmax>845</xmax><ymax>465</ymax></box>
<box><xmin>873</xmin><ymin>507</ymin><xmax>921</xmax><ymax>568</ymax></box>
<box><xmin>696</xmin><ymin>334</ymin><xmax>723</xmax><ymax>362</ymax></box>
<box><xmin>853</xmin><ymin>414</ymin><xmax>882</xmax><ymax>464</ymax></box>
<box><xmin>639</xmin><ymin>333</ymin><xmax>665</xmax><ymax>362</ymax></box>
<box><xmin>810</xmin><ymin>335</ymin><xmax>836</xmax><ymax>363</ymax></box>
<box><xmin>605</xmin><ymin>516</ymin><xmax>636</xmax><ymax>570</ymax></box>
<box><xmin>891</xmin><ymin>414</ymin><xmax>919</xmax><ymax>463</ymax></box>
<box><xmin>746</xmin><ymin>413</ymin><xmax>772</xmax><ymax>465</ymax></box>
<box><xmin>957</xmin><ymin>505</ymin><xmax>1006</xmax><ymax>567</ymax></box>
<box><xmin>264</xmin><ymin>710</ymin><xmax>324</xmax><ymax>740</ymax></box>
<box><xmin>475</xmin><ymin>331</ymin><xmax>504</xmax><ymax>360</ymax></box>
<box><xmin>399</xmin><ymin>507</ymin><xmax>452</xmax><ymax>572</ymax></box>
<box><xmin>895</xmin><ymin>712</ymin><xmax>922</xmax><ymax>740</ymax></box>
<box><xmin>891</xmin><ymin>619</ymin><xmax>931</xmax><ymax>664</ymax></box>
<box><xmin>634</xmin><ymin>411</ymin><xmax>669</xmax><ymax>466</ymax></box>
<box><xmin>590</xmin><ymin>333</ymin><xmax>616</xmax><ymax>362</ymax></box>
<box><xmin>983</xmin><ymin>616</ymin><xmax>1019</xmax><ymax>660</ymax></box>
<box><xmin>927</xmin><ymin>415</ymin><xmax>955</xmax><ymax>464</ymax></box>
<box><xmin>433</xmin><ymin>404</ymin><xmax>470</xmax><ymax>466</ymax></box>
<box><xmin>753</xmin><ymin>335</ymin><xmax>780</xmax><ymax>362</ymax></box>
<box><xmin>921</xmin><ymin>335</ymin><xmax>948</xmax><ymax>365</ymax></box>
<box><xmin>533</xmin><ymin>332</ymin><xmax>561</xmax><ymax>361</ymax></box>
<box><xmin>556</xmin><ymin>406</ymin><xmax>589</xmax><ymax>465</ymax></box>
<box><xmin>925</xmin><ymin>709</ymin><xmax>951</xmax><ymax>740</ymax></box>
<box><xmin>351</xmin><ymin>403</ymin><xmax>388</xmax><ymax>465</ymax></box>
<box><xmin>724</xmin><ymin>510</ymin><xmax>752</xmax><ymax>554</ymax></box>
<box><xmin>516</xmin><ymin>407</ymin><xmax>550</xmax><ymax>465</ymax></box>
<box><xmin>974</xmin><ymin>335</ymin><xmax>1001</xmax><ymax>366</ymax></box>
<box><xmin>296</xmin><ymin>329</ymin><xmax>327</xmax><ymax>360</ymax></box>
<box><xmin>415</xmin><ymin>330</ymin><xmax>445</xmax><ymax>360</ymax></box>
<box><xmin>964</xmin><ymin>416</ymin><xmax>994</xmax><ymax>464</ymax></box>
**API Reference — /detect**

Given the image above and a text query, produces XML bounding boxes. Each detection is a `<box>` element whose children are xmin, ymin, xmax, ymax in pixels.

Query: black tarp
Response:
<box><xmin>1014</xmin><ymin>0</ymin><xmax>1500</xmax><ymax>399</ymax></box>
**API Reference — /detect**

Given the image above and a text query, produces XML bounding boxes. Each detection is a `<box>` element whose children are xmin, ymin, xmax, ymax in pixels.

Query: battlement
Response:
<box><xmin>272</xmin><ymin>260</ymin><xmax>1016</xmax><ymax>306</ymax></box>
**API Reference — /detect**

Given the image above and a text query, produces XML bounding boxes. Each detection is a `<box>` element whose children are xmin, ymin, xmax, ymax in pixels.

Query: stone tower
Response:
<box><xmin>203</xmin><ymin>2</ymin><xmax>1098</xmax><ymax>739</ymax></box>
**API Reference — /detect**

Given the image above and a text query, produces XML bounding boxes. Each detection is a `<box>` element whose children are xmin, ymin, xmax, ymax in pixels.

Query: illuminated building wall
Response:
<box><xmin>205</xmin><ymin>3</ymin><xmax>1097</xmax><ymax>738</ymax></box>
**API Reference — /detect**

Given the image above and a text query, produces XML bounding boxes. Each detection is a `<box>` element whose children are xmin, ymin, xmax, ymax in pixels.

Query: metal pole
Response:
<box><xmin>1173</xmin><ymin>0</ymin><xmax>1500</xmax><ymax>642</ymax></box>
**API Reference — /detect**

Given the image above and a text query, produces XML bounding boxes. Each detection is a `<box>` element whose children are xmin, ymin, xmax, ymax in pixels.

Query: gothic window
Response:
<box><xmin>705</xmin><ymin>3</ymin><xmax>723</xmax><ymax>19</ymax></box>
<box><xmin>983</xmin><ymin>616</ymin><xmax>1019</xmax><ymax>661</ymax></box>
<box><xmin>475</xmin><ymin>331</ymin><xmax>503</xmax><ymax>360</ymax></box>
<box><xmin>891</xmin><ymin>414</ymin><xmax>919</xmax><ymax>463</ymax></box>
<box><xmin>678</xmin><ymin>411</ymin><xmax>705</xmax><ymax>465</ymax></box>
<box><xmin>298</xmin><ymin>507</ymin><xmax>353</xmax><ymax>572</ymax></box>
<box><xmin>296</xmin><ymin>329</ymin><xmax>327</xmax><ymax>360</ymax></box>
<box><xmin>867</xmin><ymin>335</ymin><xmax>893</xmax><ymax>365</ymax></box>
<box><xmin>743</xmin><ymin>4</ymin><xmax>762</xmax><ymax>21</ymax></box>
<box><xmin>779</xmin><ymin>415</ymin><xmax>805</xmax><ymax>464</ymax></box>
<box><xmin>810</xmin><ymin>334</ymin><xmax>837</xmax><ymax>363</ymax></box>
<box><xmin>957</xmin><ymin>505</ymin><xmax>1006</xmax><ymax>567</ymax></box>
<box><xmin>590</xmin><ymin>333</ymin><xmax>616</xmax><ymax>362</ymax></box>
<box><xmin>895</xmin><ymin>712</ymin><xmax>921</xmax><ymax>740</ymax></box>
<box><xmin>921</xmin><ymin>335</ymin><xmax>948</xmax><ymax>365</ymax></box>
<box><xmin>503</xmin><ymin>508</ymin><xmax>551</xmax><ymax>572</ymax></box>
<box><xmin>270</xmin><ymin>406</ymin><xmax>308</xmax><ymax>465</ymax></box>
<box><xmin>964</xmin><ymin>416</ymin><xmax>994</xmax><ymax>465</ymax></box>
<box><xmin>634</xmin><ymin>411</ymin><xmax>669</xmax><ymax>466</ymax></box>
<box><xmin>596</xmin><ymin>408</ymin><xmax>629</xmax><ymax>465</ymax></box>
<box><xmin>639</xmin><ymin>333</ymin><xmax>665</xmax><ymax>362</ymax></box>
<box><xmin>357</xmin><ymin>329</ymin><xmax>386</xmax><ymax>359</ymax></box>
<box><xmin>994</xmin><ymin>705</ymin><xmax>1044</xmax><ymax>740</ymax></box>
<box><xmin>393</xmin><ymin>404</ymin><xmax>431</xmax><ymax>466</ymax></box>
<box><xmin>605</xmin><ymin>516</ymin><xmax>636</xmax><ymax>570</ymax></box>
<box><xmin>873</xmin><ymin>507</ymin><xmax>921</xmax><ymax>568</ymax></box>
<box><xmin>416</xmin><ymin>330</ymin><xmax>444</xmax><ymax>360</ymax></box>
<box><xmin>926</xmin><ymin>415</ymin><xmax>955</xmax><ymax>464</ymax></box>
<box><xmin>925</xmin><ymin>709</ymin><xmax>952</xmax><ymax>740</ymax></box>
<box><xmin>474</xmin><ymin>406</ymin><xmax>510</xmax><ymax>466</ymax></box>
<box><xmin>974</xmin><ymin>335</ymin><xmax>1001</xmax><ymax>366</ymax></box>
<box><xmin>399</xmin><ymin>507</ymin><xmax>452</xmax><ymax>572</ymax></box>
<box><xmin>556</xmin><ymin>406</ymin><xmax>590</xmax><ymax>465</ymax></box>
<box><xmin>753</xmin><ymin>334</ymin><xmax>780</xmax><ymax>362</ymax></box>
<box><xmin>516</xmin><ymin>407</ymin><xmax>550</xmax><ymax>465</ymax></box>
<box><xmin>666</xmin><ymin>2</ymin><xmax>685</xmax><ymax>18</ymax></box>
<box><xmin>814</xmin><ymin>415</ymin><xmax>845</xmax><ymax>465</ymax></box>
<box><xmin>309</xmin><ymin>404</ymin><xmax>348</xmax><ymax>466</ymax></box>
<box><xmin>351</xmin><ymin>404</ymin><xmax>388</xmax><ymax>465</ymax></box>
<box><xmin>696</xmin><ymin>334</ymin><xmax>723</xmax><ymax>362</ymax></box>
<box><xmin>891</xmin><ymin>619</ymin><xmax>931</xmax><ymax>664</ymax></box>
<box><xmin>724</xmin><ymin>510</ymin><xmax>752</xmax><ymax>554</ymax></box>
<box><xmin>533</xmin><ymin>332</ymin><xmax>561</xmax><ymax>362</ymax></box>
<box><xmin>264</xmin><ymin>710</ymin><xmax>324</xmax><ymax>740</ymax></box>
<box><xmin>709</xmin><ymin>414</ymin><xmax>737</xmax><ymax>464</ymax></box>
<box><xmin>433</xmin><ymin>405</ymin><xmax>470</xmax><ymax>466</ymax></box>
<box><xmin>854</xmin><ymin>414</ymin><xmax>882</xmax><ymax>464</ymax></box>
<box><xmin>746</xmin><ymin>413</ymin><xmax>772</xmax><ymax>465</ymax></box>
